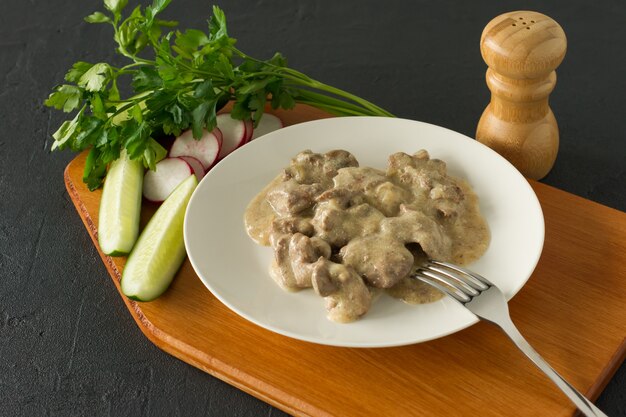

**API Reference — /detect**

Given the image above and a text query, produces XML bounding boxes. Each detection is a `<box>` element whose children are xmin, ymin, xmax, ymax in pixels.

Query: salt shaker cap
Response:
<box><xmin>481</xmin><ymin>11</ymin><xmax>567</xmax><ymax>79</ymax></box>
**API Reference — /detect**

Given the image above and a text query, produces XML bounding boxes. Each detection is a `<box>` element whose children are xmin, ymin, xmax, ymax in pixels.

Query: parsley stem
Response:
<box><xmin>234</xmin><ymin>48</ymin><xmax>394</xmax><ymax>117</ymax></box>
<box><xmin>295</xmin><ymin>99</ymin><xmax>371</xmax><ymax>117</ymax></box>
<box><xmin>119</xmin><ymin>62</ymin><xmax>154</xmax><ymax>71</ymax></box>
<box><xmin>293</xmin><ymin>89</ymin><xmax>379</xmax><ymax>116</ymax></box>
<box><xmin>238</xmin><ymin>70</ymin><xmax>392</xmax><ymax>117</ymax></box>
<box><xmin>305</xmin><ymin>79</ymin><xmax>393</xmax><ymax>117</ymax></box>
<box><xmin>290</xmin><ymin>77</ymin><xmax>393</xmax><ymax>117</ymax></box>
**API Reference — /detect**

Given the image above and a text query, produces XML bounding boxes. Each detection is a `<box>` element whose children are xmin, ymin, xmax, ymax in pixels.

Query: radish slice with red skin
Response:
<box><xmin>251</xmin><ymin>114</ymin><xmax>283</xmax><ymax>140</ymax></box>
<box><xmin>143</xmin><ymin>158</ymin><xmax>193</xmax><ymax>203</ymax></box>
<box><xmin>177</xmin><ymin>156</ymin><xmax>205</xmax><ymax>181</ymax></box>
<box><xmin>213</xmin><ymin>127</ymin><xmax>223</xmax><ymax>144</ymax></box>
<box><xmin>216</xmin><ymin>113</ymin><xmax>247</xmax><ymax>159</ymax></box>
<box><xmin>243</xmin><ymin>119</ymin><xmax>254</xmax><ymax>142</ymax></box>
<box><xmin>170</xmin><ymin>129</ymin><xmax>222</xmax><ymax>170</ymax></box>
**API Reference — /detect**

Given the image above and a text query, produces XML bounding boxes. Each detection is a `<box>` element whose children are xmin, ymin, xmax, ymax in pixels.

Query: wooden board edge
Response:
<box><xmin>63</xmin><ymin>162</ymin><xmax>141</xmax><ymax>316</ymax></box>
<box><xmin>63</xmin><ymin>160</ymin><xmax>329</xmax><ymax>417</ymax></box>
<box><xmin>587</xmin><ymin>337</ymin><xmax>626</xmax><ymax>400</ymax></box>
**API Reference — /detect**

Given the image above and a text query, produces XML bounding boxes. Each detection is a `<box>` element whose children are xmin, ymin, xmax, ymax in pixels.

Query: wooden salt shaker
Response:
<box><xmin>476</xmin><ymin>11</ymin><xmax>567</xmax><ymax>179</ymax></box>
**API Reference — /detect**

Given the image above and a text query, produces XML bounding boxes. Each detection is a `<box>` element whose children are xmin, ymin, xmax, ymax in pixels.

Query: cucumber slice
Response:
<box><xmin>121</xmin><ymin>174</ymin><xmax>198</xmax><ymax>301</ymax></box>
<box><xmin>98</xmin><ymin>149</ymin><xmax>144</xmax><ymax>256</ymax></box>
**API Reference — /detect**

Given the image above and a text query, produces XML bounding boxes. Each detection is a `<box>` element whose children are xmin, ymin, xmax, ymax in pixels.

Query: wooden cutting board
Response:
<box><xmin>64</xmin><ymin>104</ymin><xmax>626</xmax><ymax>417</ymax></box>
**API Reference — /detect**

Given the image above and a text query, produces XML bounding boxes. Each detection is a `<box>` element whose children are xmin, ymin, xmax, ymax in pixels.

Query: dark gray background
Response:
<box><xmin>1</xmin><ymin>0</ymin><xmax>624</xmax><ymax>416</ymax></box>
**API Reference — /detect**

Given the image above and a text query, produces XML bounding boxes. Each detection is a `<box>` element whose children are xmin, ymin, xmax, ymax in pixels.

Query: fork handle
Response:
<box><xmin>494</xmin><ymin>316</ymin><xmax>609</xmax><ymax>417</ymax></box>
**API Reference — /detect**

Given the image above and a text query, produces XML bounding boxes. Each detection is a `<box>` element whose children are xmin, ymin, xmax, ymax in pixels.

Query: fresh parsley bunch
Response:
<box><xmin>45</xmin><ymin>0</ymin><xmax>394</xmax><ymax>190</ymax></box>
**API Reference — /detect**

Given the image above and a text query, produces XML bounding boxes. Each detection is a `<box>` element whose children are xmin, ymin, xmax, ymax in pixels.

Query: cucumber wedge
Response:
<box><xmin>121</xmin><ymin>174</ymin><xmax>198</xmax><ymax>301</ymax></box>
<box><xmin>98</xmin><ymin>149</ymin><xmax>144</xmax><ymax>256</ymax></box>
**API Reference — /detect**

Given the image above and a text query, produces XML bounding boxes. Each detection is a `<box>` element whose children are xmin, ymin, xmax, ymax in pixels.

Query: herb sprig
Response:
<box><xmin>45</xmin><ymin>0</ymin><xmax>394</xmax><ymax>190</ymax></box>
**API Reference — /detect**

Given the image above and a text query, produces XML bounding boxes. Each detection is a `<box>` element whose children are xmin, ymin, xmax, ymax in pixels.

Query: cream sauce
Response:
<box><xmin>244</xmin><ymin>149</ymin><xmax>490</xmax><ymax>322</ymax></box>
<box><xmin>244</xmin><ymin>176</ymin><xmax>283</xmax><ymax>246</ymax></box>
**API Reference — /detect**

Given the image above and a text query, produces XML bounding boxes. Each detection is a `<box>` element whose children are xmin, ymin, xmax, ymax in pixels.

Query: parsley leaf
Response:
<box><xmin>45</xmin><ymin>85</ymin><xmax>83</xmax><ymax>113</ymax></box>
<box><xmin>65</xmin><ymin>62</ymin><xmax>94</xmax><ymax>83</ymax></box>
<box><xmin>83</xmin><ymin>147</ymin><xmax>108</xmax><ymax>190</ymax></box>
<box><xmin>131</xmin><ymin>67</ymin><xmax>163</xmax><ymax>92</ymax></box>
<box><xmin>104</xmin><ymin>0</ymin><xmax>128</xmax><ymax>15</ymax></box>
<box><xmin>78</xmin><ymin>63</ymin><xmax>111</xmax><ymax>92</ymax></box>
<box><xmin>51</xmin><ymin>105</ymin><xmax>85</xmax><ymax>150</ymax></box>
<box><xmin>84</xmin><ymin>12</ymin><xmax>111</xmax><ymax>24</ymax></box>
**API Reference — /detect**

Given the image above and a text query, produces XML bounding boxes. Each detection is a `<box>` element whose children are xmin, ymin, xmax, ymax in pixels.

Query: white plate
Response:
<box><xmin>184</xmin><ymin>117</ymin><xmax>544</xmax><ymax>348</ymax></box>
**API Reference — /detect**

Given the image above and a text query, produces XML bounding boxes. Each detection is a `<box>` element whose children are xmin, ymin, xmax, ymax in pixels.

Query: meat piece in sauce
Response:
<box><xmin>284</xmin><ymin>149</ymin><xmax>359</xmax><ymax>185</ymax></box>
<box><xmin>315</xmin><ymin>187</ymin><xmax>359</xmax><ymax>208</ymax></box>
<box><xmin>326</xmin><ymin>168</ymin><xmax>410</xmax><ymax>216</ymax></box>
<box><xmin>387</xmin><ymin>151</ymin><xmax>447</xmax><ymax>193</ymax></box>
<box><xmin>333</xmin><ymin>167</ymin><xmax>387</xmax><ymax>194</ymax></box>
<box><xmin>387</xmin><ymin>151</ymin><xmax>467</xmax><ymax>218</ymax></box>
<box><xmin>381</xmin><ymin>205</ymin><xmax>452</xmax><ymax>261</ymax></box>
<box><xmin>311</xmin><ymin>258</ymin><xmax>371</xmax><ymax>323</ymax></box>
<box><xmin>373</xmin><ymin>181</ymin><xmax>412</xmax><ymax>216</ymax></box>
<box><xmin>270</xmin><ymin>217</ymin><xmax>314</xmax><ymax>237</ymax></box>
<box><xmin>311</xmin><ymin>202</ymin><xmax>384</xmax><ymax>248</ymax></box>
<box><xmin>269</xmin><ymin>233</ymin><xmax>331</xmax><ymax>291</ymax></box>
<box><xmin>429</xmin><ymin>183</ymin><xmax>465</xmax><ymax>218</ymax></box>
<box><xmin>387</xmin><ymin>150</ymin><xmax>446</xmax><ymax>177</ymax></box>
<box><xmin>267</xmin><ymin>149</ymin><xmax>360</xmax><ymax>216</ymax></box>
<box><xmin>322</xmin><ymin>150</ymin><xmax>360</xmax><ymax>178</ymax></box>
<box><xmin>340</xmin><ymin>235</ymin><xmax>414</xmax><ymax>288</ymax></box>
<box><xmin>266</xmin><ymin>179</ymin><xmax>325</xmax><ymax>216</ymax></box>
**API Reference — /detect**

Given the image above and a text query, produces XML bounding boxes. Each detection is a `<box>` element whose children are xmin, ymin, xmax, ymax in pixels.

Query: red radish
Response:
<box><xmin>251</xmin><ymin>114</ymin><xmax>283</xmax><ymax>140</ymax></box>
<box><xmin>243</xmin><ymin>119</ymin><xmax>254</xmax><ymax>142</ymax></box>
<box><xmin>143</xmin><ymin>158</ymin><xmax>193</xmax><ymax>203</ymax></box>
<box><xmin>213</xmin><ymin>127</ymin><xmax>223</xmax><ymax>144</ymax></box>
<box><xmin>170</xmin><ymin>129</ymin><xmax>222</xmax><ymax>170</ymax></box>
<box><xmin>216</xmin><ymin>113</ymin><xmax>247</xmax><ymax>159</ymax></box>
<box><xmin>177</xmin><ymin>156</ymin><xmax>205</xmax><ymax>181</ymax></box>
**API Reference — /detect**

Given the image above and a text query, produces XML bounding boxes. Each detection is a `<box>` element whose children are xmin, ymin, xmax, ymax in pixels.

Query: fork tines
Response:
<box><xmin>413</xmin><ymin>260</ymin><xmax>491</xmax><ymax>304</ymax></box>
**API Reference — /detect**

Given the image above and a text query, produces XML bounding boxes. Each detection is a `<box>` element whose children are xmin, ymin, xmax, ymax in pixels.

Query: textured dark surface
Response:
<box><xmin>0</xmin><ymin>0</ymin><xmax>624</xmax><ymax>416</ymax></box>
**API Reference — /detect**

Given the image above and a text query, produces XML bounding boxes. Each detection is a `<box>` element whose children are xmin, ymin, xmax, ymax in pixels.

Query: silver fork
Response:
<box><xmin>413</xmin><ymin>260</ymin><xmax>609</xmax><ymax>417</ymax></box>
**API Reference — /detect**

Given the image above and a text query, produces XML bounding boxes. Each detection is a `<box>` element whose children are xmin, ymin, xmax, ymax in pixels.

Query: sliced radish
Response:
<box><xmin>243</xmin><ymin>119</ymin><xmax>254</xmax><ymax>142</ymax></box>
<box><xmin>251</xmin><ymin>114</ymin><xmax>283</xmax><ymax>140</ymax></box>
<box><xmin>177</xmin><ymin>156</ymin><xmax>205</xmax><ymax>181</ymax></box>
<box><xmin>170</xmin><ymin>129</ymin><xmax>222</xmax><ymax>170</ymax></box>
<box><xmin>143</xmin><ymin>158</ymin><xmax>193</xmax><ymax>203</ymax></box>
<box><xmin>216</xmin><ymin>113</ymin><xmax>248</xmax><ymax>159</ymax></box>
<box><xmin>213</xmin><ymin>127</ymin><xmax>223</xmax><ymax>144</ymax></box>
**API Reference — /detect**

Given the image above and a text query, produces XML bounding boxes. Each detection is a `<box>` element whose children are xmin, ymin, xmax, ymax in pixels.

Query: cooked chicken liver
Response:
<box><xmin>244</xmin><ymin>149</ymin><xmax>489</xmax><ymax>323</ymax></box>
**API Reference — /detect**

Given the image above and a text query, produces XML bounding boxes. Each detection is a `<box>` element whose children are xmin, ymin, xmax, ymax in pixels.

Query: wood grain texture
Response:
<box><xmin>64</xmin><ymin>104</ymin><xmax>625</xmax><ymax>417</ymax></box>
<box><xmin>476</xmin><ymin>11</ymin><xmax>567</xmax><ymax>180</ymax></box>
